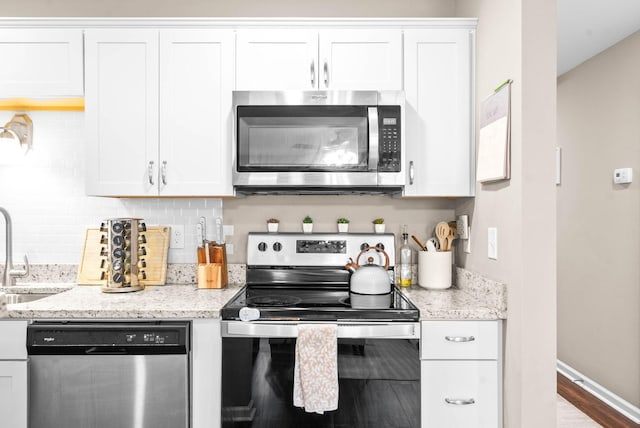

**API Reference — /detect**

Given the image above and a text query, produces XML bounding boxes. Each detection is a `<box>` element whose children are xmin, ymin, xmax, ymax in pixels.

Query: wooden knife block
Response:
<box><xmin>196</xmin><ymin>242</ymin><xmax>228</xmax><ymax>287</ymax></box>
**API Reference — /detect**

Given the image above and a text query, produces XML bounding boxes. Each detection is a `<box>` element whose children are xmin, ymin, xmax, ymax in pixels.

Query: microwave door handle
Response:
<box><xmin>368</xmin><ymin>107</ymin><xmax>379</xmax><ymax>171</ymax></box>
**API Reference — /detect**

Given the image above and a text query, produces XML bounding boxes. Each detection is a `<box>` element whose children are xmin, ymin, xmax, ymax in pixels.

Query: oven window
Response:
<box><xmin>237</xmin><ymin>106</ymin><xmax>369</xmax><ymax>172</ymax></box>
<box><xmin>222</xmin><ymin>337</ymin><xmax>420</xmax><ymax>428</ymax></box>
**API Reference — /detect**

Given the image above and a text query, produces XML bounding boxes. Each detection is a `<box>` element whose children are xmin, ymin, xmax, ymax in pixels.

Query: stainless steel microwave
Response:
<box><xmin>232</xmin><ymin>90</ymin><xmax>405</xmax><ymax>194</ymax></box>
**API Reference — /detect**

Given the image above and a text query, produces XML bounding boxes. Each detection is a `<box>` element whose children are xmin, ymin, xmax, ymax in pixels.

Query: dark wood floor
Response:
<box><xmin>557</xmin><ymin>372</ymin><xmax>640</xmax><ymax>428</ymax></box>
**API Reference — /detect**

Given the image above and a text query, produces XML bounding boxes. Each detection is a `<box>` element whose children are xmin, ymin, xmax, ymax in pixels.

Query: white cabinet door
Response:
<box><xmin>421</xmin><ymin>360</ymin><xmax>499</xmax><ymax>428</ymax></box>
<box><xmin>0</xmin><ymin>361</ymin><xmax>27</xmax><ymax>428</ymax></box>
<box><xmin>159</xmin><ymin>30</ymin><xmax>235</xmax><ymax>196</ymax></box>
<box><xmin>85</xmin><ymin>29</ymin><xmax>159</xmax><ymax>196</ymax></box>
<box><xmin>0</xmin><ymin>321</ymin><xmax>27</xmax><ymax>428</ymax></box>
<box><xmin>404</xmin><ymin>29</ymin><xmax>474</xmax><ymax>197</ymax></box>
<box><xmin>236</xmin><ymin>29</ymin><xmax>402</xmax><ymax>90</ymax></box>
<box><xmin>192</xmin><ymin>319</ymin><xmax>221</xmax><ymax>428</ymax></box>
<box><xmin>319</xmin><ymin>30</ymin><xmax>402</xmax><ymax>90</ymax></box>
<box><xmin>236</xmin><ymin>30</ymin><xmax>318</xmax><ymax>90</ymax></box>
<box><xmin>0</xmin><ymin>29</ymin><xmax>83</xmax><ymax>97</ymax></box>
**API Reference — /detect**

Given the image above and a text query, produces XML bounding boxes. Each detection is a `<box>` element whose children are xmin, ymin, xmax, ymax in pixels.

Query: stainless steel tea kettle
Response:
<box><xmin>345</xmin><ymin>246</ymin><xmax>391</xmax><ymax>295</ymax></box>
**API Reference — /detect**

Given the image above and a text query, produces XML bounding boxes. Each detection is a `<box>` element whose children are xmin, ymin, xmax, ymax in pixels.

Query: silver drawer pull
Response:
<box><xmin>445</xmin><ymin>335</ymin><xmax>475</xmax><ymax>342</ymax></box>
<box><xmin>445</xmin><ymin>398</ymin><xmax>475</xmax><ymax>405</ymax></box>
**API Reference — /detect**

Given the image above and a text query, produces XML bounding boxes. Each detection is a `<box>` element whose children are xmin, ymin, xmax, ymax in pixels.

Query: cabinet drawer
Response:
<box><xmin>0</xmin><ymin>320</ymin><xmax>28</xmax><ymax>360</ymax></box>
<box><xmin>421</xmin><ymin>360</ymin><xmax>499</xmax><ymax>428</ymax></box>
<box><xmin>421</xmin><ymin>320</ymin><xmax>499</xmax><ymax>360</ymax></box>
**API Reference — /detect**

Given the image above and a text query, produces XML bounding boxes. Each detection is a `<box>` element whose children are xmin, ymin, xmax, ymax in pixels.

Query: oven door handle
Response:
<box><xmin>223</xmin><ymin>322</ymin><xmax>419</xmax><ymax>339</ymax></box>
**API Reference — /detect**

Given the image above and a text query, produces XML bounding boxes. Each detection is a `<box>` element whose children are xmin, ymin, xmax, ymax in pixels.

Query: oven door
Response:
<box><xmin>221</xmin><ymin>322</ymin><xmax>420</xmax><ymax>428</ymax></box>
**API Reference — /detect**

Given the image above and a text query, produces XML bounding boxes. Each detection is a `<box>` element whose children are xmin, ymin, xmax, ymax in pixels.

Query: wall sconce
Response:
<box><xmin>0</xmin><ymin>113</ymin><xmax>33</xmax><ymax>155</ymax></box>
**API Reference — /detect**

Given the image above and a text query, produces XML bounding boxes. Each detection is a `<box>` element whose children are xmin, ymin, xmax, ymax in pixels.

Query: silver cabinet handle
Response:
<box><xmin>445</xmin><ymin>335</ymin><xmax>476</xmax><ymax>342</ymax></box>
<box><xmin>445</xmin><ymin>398</ymin><xmax>475</xmax><ymax>405</ymax></box>
<box><xmin>310</xmin><ymin>60</ymin><xmax>316</xmax><ymax>88</ymax></box>
<box><xmin>323</xmin><ymin>60</ymin><xmax>328</xmax><ymax>88</ymax></box>
<box><xmin>161</xmin><ymin>160</ymin><xmax>167</xmax><ymax>185</ymax></box>
<box><xmin>409</xmin><ymin>160</ymin><xmax>415</xmax><ymax>185</ymax></box>
<box><xmin>147</xmin><ymin>161</ymin><xmax>155</xmax><ymax>185</ymax></box>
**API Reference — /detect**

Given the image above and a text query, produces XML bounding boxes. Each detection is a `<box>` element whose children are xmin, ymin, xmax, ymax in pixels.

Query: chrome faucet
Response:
<box><xmin>0</xmin><ymin>206</ymin><xmax>29</xmax><ymax>286</ymax></box>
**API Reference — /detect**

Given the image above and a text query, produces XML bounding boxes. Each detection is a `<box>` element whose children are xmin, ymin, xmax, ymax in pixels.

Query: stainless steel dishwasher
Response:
<box><xmin>27</xmin><ymin>321</ymin><xmax>190</xmax><ymax>428</ymax></box>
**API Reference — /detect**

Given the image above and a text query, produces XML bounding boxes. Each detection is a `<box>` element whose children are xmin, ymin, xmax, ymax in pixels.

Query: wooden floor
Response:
<box><xmin>557</xmin><ymin>372</ymin><xmax>640</xmax><ymax>428</ymax></box>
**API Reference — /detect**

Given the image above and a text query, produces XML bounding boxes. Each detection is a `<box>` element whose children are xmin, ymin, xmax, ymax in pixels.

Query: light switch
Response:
<box><xmin>488</xmin><ymin>227</ymin><xmax>497</xmax><ymax>260</ymax></box>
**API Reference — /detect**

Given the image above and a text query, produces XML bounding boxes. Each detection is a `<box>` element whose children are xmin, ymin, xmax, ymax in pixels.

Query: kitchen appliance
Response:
<box><xmin>221</xmin><ymin>232</ymin><xmax>420</xmax><ymax>428</ymax></box>
<box><xmin>99</xmin><ymin>218</ymin><xmax>147</xmax><ymax>293</ymax></box>
<box><xmin>232</xmin><ymin>90</ymin><xmax>405</xmax><ymax>194</ymax></box>
<box><xmin>27</xmin><ymin>321</ymin><xmax>190</xmax><ymax>428</ymax></box>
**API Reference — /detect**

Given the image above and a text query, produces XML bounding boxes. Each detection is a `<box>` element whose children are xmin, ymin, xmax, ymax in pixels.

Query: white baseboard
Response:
<box><xmin>557</xmin><ymin>360</ymin><xmax>640</xmax><ymax>424</ymax></box>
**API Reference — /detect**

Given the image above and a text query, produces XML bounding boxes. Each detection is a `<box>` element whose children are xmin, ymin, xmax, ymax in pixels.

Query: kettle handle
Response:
<box><xmin>355</xmin><ymin>246</ymin><xmax>389</xmax><ymax>270</ymax></box>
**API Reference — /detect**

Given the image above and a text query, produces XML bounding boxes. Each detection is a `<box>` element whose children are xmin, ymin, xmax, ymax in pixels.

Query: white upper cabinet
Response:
<box><xmin>236</xmin><ymin>29</ymin><xmax>402</xmax><ymax>90</ymax></box>
<box><xmin>85</xmin><ymin>29</ymin><xmax>159</xmax><ymax>196</ymax></box>
<box><xmin>159</xmin><ymin>30</ymin><xmax>235</xmax><ymax>196</ymax></box>
<box><xmin>0</xmin><ymin>29</ymin><xmax>83</xmax><ymax>97</ymax></box>
<box><xmin>403</xmin><ymin>29</ymin><xmax>474</xmax><ymax>197</ymax></box>
<box><xmin>85</xmin><ymin>29</ymin><xmax>235</xmax><ymax>197</ymax></box>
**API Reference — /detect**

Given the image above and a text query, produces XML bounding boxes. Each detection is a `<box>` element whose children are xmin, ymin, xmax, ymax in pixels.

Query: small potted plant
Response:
<box><xmin>302</xmin><ymin>215</ymin><xmax>313</xmax><ymax>233</ymax></box>
<box><xmin>267</xmin><ymin>218</ymin><xmax>279</xmax><ymax>233</ymax></box>
<box><xmin>337</xmin><ymin>218</ymin><xmax>350</xmax><ymax>233</ymax></box>
<box><xmin>373</xmin><ymin>218</ymin><xmax>385</xmax><ymax>234</ymax></box>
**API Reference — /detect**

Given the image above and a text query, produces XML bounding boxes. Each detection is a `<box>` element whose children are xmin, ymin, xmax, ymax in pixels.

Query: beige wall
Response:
<box><xmin>456</xmin><ymin>0</ymin><xmax>557</xmax><ymax>427</ymax></box>
<box><xmin>1</xmin><ymin>0</ymin><xmax>454</xmax><ymax>17</ymax></box>
<box><xmin>557</xmin><ymin>31</ymin><xmax>640</xmax><ymax>406</ymax></box>
<box><xmin>224</xmin><ymin>196</ymin><xmax>455</xmax><ymax>263</ymax></box>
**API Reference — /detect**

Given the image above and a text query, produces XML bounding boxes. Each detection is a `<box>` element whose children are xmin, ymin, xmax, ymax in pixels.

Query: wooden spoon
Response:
<box><xmin>435</xmin><ymin>222</ymin><xmax>450</xmax><ymax>251</ymax></box>
<box><xmin>411</xmin><ymin>235</ymin><xmax>427</xmax><ymax>251</ymax></box>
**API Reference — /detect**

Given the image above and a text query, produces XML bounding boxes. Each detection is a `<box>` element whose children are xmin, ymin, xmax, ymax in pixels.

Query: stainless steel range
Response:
<box><xmin>221</xmin><ymin>232</ymin><xmax>420</xmax><ymax>428</ymax></box>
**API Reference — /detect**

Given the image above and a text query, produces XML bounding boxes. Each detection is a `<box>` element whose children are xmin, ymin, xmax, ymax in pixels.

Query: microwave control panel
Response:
<box><xmin>377</xmin><ymin>105</ymin><xmax>401</xmax><ymax>172</ymax></box>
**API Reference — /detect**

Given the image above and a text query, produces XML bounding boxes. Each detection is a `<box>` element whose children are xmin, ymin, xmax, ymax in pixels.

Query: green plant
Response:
<box><xmin>337</xmin><ymin>218</ymin><xmax>350</xmax><ymax>224</ymax></box>
<box><xmin>267</xmin><ymin>218</ymin><xmax>280</xmax><ymax>223</ymax></box>
<box><xmin>303</xmin><ymin>215</ymin><xmax>313</xmax><ymax>224</ymax></box>
<box><xmin>372</xmin><ymin>218</ymin><xmax>384</xmax><ymax>224</ymax></box>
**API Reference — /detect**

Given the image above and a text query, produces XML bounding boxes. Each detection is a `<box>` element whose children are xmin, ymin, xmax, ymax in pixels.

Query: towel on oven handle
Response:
<box><xmin>293</xmin><ymin>323</ymin><xmax>339</xmax><ymax>414</ymax></box>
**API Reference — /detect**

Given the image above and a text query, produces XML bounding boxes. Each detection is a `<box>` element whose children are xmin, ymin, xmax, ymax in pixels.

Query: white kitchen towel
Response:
<box><xmin>293</xmin><ymin>323</ymin><xmax>339</xmax><ymax>414</ymax></box>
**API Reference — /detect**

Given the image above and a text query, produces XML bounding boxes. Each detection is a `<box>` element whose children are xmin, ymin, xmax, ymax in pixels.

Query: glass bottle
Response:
<box><xmin>399</xmin><ymin>224</ymin><xmax>413</xmax><ymax>287</ymax></box>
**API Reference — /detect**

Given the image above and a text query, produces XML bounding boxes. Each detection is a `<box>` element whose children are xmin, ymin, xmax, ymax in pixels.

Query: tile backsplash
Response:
<box><xmin>0</xmin><ymin>111</ymin><xmax>222</xmax><ymax>264</ymax></box>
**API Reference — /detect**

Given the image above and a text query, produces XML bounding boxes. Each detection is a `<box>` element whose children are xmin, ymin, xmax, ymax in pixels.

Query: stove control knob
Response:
<box><xmin>360</xmin><ymin>242</ymin><xmax>369</xmax><ymax>251</ymax></box>
<box><xmin>258</xmin><ymin>242</ymin><xmax>268</xmax><ymax>252</ymax></box>
<box><xmin>376</xmin><ymin>243</ymin><xmax>385</xmax><ymax>251</ymax></box>
<box><xmin>273</xmin><ymin>242</ymin><xmax>282</xmax><ymax>252</ymax></box>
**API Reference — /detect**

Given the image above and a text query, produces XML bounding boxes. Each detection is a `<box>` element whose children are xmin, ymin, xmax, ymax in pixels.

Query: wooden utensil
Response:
<box><xmin>411</xmin><ymin>235</ymin><xmax>428</xmax><ymax>251</ymax></box>
<box><xmin>445</xmin><ymin>227</ymin><xmax>456</xmax><ymax>251</ymax></box>
<box><xmin>435</xmin><ymin>222</ymin><xmax>450</xmax><ymax>251</ymax></box>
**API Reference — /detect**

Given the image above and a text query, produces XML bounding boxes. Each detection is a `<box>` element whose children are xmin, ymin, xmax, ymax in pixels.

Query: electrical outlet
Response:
<box><xmin>488</xmin><ymin>227</ymin><xmax>497</xmax><ymax>260</ymax></box>
<box><xmin>464</xmin><ymin>232</ymin><xmax>471</xmax><ymax>254</ymax></box>
<box><xmin>170</xmin><ymin>225</ymin><xmax>185</xmax><ymax>249</ymax></box>
<box><xmin>456</xmin><ymin>215</ymin><xmax>469</xmax><ymax>240</ymax></box>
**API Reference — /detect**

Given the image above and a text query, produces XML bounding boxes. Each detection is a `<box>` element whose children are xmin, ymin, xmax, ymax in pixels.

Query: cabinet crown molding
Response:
<box><xmin>0</xmin><ymin>17</ymin><xmax>477</xmax><ymax>29</ymax></box>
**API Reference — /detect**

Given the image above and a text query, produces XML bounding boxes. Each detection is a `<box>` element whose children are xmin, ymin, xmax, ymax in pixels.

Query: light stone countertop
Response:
<box><xmin>6</xmin><ymin>284</ymin><xmax>244</xmax><ymax>319</ymax></box>
<box><xmin>398</xmin><ymin>285</ymin><xmax>506</xmax><ymax>320</ymax></box>
<box><xmin>2</xmin><ymin>266</ymin><xmax>506</xmax><ymax>321</ymax></box>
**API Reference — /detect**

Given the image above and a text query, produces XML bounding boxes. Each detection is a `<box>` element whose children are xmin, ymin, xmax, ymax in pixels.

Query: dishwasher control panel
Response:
<box><xmin>27</xmin><ymin>321</ymin><xmax>190</xmax><ymax>355</ymax></box>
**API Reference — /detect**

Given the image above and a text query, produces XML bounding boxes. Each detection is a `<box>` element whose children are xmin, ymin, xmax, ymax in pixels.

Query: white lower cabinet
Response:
<box><xmin>420</xmin><ymin>320</ymin><xmax>502</xmax><ymax>428</ymax></box>
<box><xmin>0</xmin><ymin>320</ymin><xmax>28</xmax><ymax>428</ymax></box>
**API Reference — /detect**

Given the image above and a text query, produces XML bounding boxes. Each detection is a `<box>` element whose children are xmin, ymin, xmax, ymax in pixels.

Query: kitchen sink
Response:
<box><xmin>4</xmin><ymin>293</ymin><xmax>54</xmax><ymax>304</ymax></box>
